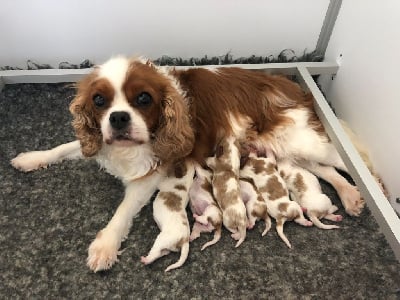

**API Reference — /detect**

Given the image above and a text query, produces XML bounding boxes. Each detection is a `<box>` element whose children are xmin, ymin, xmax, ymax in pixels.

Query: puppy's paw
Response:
<box><xmin>247</xmin><ymin>220</ymin><xmax>255</xmax><ymax>230</ymax></box>
<box><xmin>189</xmin><ymin>230</ymin><xmax>200</xmax><ymax>242</ymax></box>
<box><xmin>87</xmin><ymin>230</ymin><xmax>120</xmax><ymax>272</ymax></box>
<box><xmin>303</xmin><ymin>220</ymin><xmax>313</xmax><ymax>227</ymax></box>
<box><xmin>140</xmin><ymin>256</ymin><xmax>150</xmax><ymax>265</ymax></box>
<box><xmin>11</xmin><ymin>151</ymin><xmax>49</xmax><ymax>172</ymax></box>
<box><xmin>231</xmin><ymin>231</ymin><xmax>240</xmax><ymax>241</ymax></box>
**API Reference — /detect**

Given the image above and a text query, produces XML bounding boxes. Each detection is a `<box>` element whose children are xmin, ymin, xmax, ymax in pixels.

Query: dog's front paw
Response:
<box><xmin>340</xmin><ymin>185</ymin><xmax>365</xmax><ymax>216</ymax></box>
<box><xmin>87</xmin><ymin>230</ymin><xmax>120</xmax><ymax>272</ymax></box>
<box><xmin>11</xmin><ymin>151</ymin><xmax>49</xmax><ymax>172</ymax></box>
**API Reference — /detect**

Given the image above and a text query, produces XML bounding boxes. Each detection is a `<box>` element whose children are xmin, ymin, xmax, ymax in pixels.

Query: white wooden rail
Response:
<box><xmin>1</xmin><ymin>62</ymin><xmax>399</xmax><ymax>260</ymax></box>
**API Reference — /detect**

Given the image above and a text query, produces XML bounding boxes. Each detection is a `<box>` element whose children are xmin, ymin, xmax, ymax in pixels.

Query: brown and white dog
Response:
<box><xmin>278</xmin><ymin>159</ymin><xmax>342</xmax><ymax>230</ymax></box>
<box><xmin>11</xmin><ymin>55</ymin><xmax>363</xmax><ymax>271</ymax></box>
<box><xmin>141</xmin><ymin>160</ymin><xmax>194</xmax><ymax>272</ymax></box>
<box><xmin>189</xmin><ymin>164</ymin><xmax>223</xmax><ymax>251</ymax></box>
<box><xmin>240</xmin><ymin>151</ymin><xmax>312</xmax><ymax>248</ymax></box>
<box><xmin>206</xmin><ymin>136</ymin><xmax>247</xmax><ymax>247</ymax></box>
<box><xmin>239</xmin><ymin>177</ymin><xmax>271</xmax><ymax>235</ymax></box>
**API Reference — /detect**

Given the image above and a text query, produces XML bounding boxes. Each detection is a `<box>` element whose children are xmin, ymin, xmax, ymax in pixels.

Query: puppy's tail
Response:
<box><xmin>234</xmin><ymin>224</ymin><xmax>247</xmax><ymax>248</ymax></box>
<box><xmin>165</xmin><ymin>241</ymin><xmax>189</xmax><ymax>272</ymax></box>
<box><xmin>309</xmin><ymin>214</ymin><xmax>339</xmax><ymax>230</ymax></box>
<box><xmin>201</xmin><ymin>225</ymin><xmax>222</xmax><ymax>251</ymax></box>
<box><xmin>262</xmin><ymin>214</ymin><xmax>272</xmax><ymax>236</ymax></box>
<box><xmin>276</xmin><ymin>218</ymin><xmax>292</xmax><ymax>248</ymax></box>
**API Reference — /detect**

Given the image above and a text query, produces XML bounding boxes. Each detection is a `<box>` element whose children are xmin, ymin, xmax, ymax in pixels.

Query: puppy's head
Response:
<box><xmin>69</xmin><ymin>56</ymin><xmax>194</xmax><ymax>161</ymax></box>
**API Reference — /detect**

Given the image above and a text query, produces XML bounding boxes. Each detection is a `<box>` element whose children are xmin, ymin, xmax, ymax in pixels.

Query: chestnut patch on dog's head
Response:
<box><xmin>70</xmin><ymin>73</ymin><xmax>114</xmax><ymax>157</ymax></box>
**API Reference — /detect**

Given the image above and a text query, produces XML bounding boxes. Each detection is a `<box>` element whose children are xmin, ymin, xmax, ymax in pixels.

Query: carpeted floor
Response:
<box><xmin>1</xmin><ymin>82</ymin><xmax>399</xmax><ymax>299</ymax></box>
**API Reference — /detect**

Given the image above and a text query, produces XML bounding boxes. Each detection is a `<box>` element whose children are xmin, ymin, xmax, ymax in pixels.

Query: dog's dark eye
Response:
<box><xmin>93</xmin><ymin>94</ymin><xmax>106</xmax><ymax>107</ymax></box>
<box><xmin>136</xmin><ymin>92</ymin><xmax>152</xmax><ymax>107</ymax></box>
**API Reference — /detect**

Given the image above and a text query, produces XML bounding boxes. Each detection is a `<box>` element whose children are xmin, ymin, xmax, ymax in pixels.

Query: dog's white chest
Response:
<box><xmin>96</xmin><ymin>144</ymin><xmax>159</xmax><ymax>183</ymax></box>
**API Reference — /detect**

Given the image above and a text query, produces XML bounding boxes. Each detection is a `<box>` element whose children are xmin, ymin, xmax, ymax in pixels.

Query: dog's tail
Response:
<box><xmin>309</xmin><ymin>214</ymin><xmax>339</xmax><ymax>230</ymax></box>
<box><xmin>276</xmin><ymin>218</ymin><xmax>292</xmax><ymax>248</ymax></box>
<box><xmin>262</xmin><ymin>214</ymin><xmax>272</xmax><ymax>236</ymax></box>
<box><xmin>201</xmin><ymin>224</ymin><xmax>222</xmax><ymax>251</ymax></box>
<box><xmin>234</xmin><ymin>223</ymin><xmax>247</xmax><ymax>248</ymax></box>
<box><xmin>164</xmin><ymin>241</ymin><xmax>189</xmax><ymax>272</ymax></box>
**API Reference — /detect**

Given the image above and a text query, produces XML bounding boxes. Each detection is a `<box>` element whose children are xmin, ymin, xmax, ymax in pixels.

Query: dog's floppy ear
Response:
<box><xmin>153</xmin><ymin>86</ymin><xmax>194</xmax><ymax>163</ymax></box>
<box><xmin>69</xmin><ymin>91</ymin><xmax>103</xmax><ymax>157</ymax></box>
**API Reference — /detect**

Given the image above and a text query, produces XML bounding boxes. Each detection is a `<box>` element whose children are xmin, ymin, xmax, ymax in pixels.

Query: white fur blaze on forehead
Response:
<box><xmin>98</xmin><ymin>56</ymin><xmax>130</xmax><ymax>91</ymax></box>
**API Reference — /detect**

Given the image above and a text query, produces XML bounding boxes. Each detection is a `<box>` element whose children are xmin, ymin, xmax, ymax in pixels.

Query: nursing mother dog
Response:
<box><xmin>11</xmin><ymin>55</ymin><xmax>364</xmax><ymax>271</ymax></box>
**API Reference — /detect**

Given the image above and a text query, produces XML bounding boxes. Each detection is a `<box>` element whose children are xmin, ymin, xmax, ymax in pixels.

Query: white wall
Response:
<box><xmin>322</xmin><ymin>0</ymin><xmax>400</xmax><ymax>211</ymax></box>
<box><xmin>0</xmin><ymin>0</ymin><xmax>329</xmax><ymax>67</ymax></box>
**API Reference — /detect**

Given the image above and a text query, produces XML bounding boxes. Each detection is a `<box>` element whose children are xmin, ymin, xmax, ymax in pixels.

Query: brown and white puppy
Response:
<box><xmin>189</xmin><ymin>164</ymin><xmax>223</xmax><ymax>250</ymax></box>
<box><xmin>141</xmin><ymin>160</ymin><xmax>194</xmax><ymax>272</ymax></box>
<box><xmin>11</xmin><ymin>55</ymin><xmax>364</xmax><ymax>271</ymax></box>
<box><xmin>240</xmin><ymin>151</ymin><xmax>312</xmax><ymax>248</ymax></box>
<box><xmin>239</xmin><ymin>178</ymin><xmax>271</xmax><ymax>235</ymax></box>
<box><xmin>206</xmin><ymin>136</ymin><xmax>247</xmax><ymax>247</ymax></box>
<box><xmin>278</xmin><ymin>159</ymin><xmax>342</xmax><ymax>229</ymax></box>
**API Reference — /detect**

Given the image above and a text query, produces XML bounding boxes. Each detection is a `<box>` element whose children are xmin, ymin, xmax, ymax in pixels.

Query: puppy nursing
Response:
<box><xmin>278</xmin><ymin>159</ymin><xmax>342</xmax><ymax>229</ymax></box>
<box><xmin>206</xmin><ymin>136</ymin><xmax>247</xmax><ymax>247</ymax></box>
<box><xmin>239</xmin><ymin>178</ymin><xmax>271</xmax><ymax>235</ymax></box>
<box><xmin>11</xmin><ymin>55</ymin><xmax>365</xmax><ymax>272</ymax></box>
<box><xmin>140</xmin><ymin>161</ymin><xmax>194</xmax><ymax>272</ymax></box>
<box><xmin>189</xmin><ymin>164</ymin><xmax>223</xmax><ymax>250</ymax></box>
<box><xmin>240</xmin><ymin>151</ymin><xmax>312</xmax><ymax>248</ymax></box>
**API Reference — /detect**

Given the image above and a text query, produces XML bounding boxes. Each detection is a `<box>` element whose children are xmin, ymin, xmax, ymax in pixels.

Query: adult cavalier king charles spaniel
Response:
<box><xmin>11</xmin><ymin>56</ymin><xmax>364</xmax><ymax>272</ymax></box>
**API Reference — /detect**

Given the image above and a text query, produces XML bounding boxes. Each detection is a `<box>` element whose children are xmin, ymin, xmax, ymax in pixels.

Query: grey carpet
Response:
<box><xmin>1</xmin><ymin>83</ymin><xmax>399</xmax><ymax>299</ymax></box>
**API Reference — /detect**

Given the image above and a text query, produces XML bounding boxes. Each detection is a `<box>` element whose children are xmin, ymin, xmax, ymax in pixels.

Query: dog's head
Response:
<box><xmin>69</xmin><ymin>56</ymin><xmax>194</xmax><ymax>162</ymax></box>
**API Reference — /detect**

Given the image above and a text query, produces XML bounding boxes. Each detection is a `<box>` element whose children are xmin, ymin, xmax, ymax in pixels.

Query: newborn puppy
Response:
<box><xmin>206</xmin><ymin>136</ymin><xmax>247</xmax><ymax>248</ymax></box>
<box><xmin>189</xmin><ymin>163</ymin><xmax>223</xmax><ymax>250</ymax></box>
<box><xmin>141</xmin><ymin>160</ymin><xmax>195</xmax><ymax>272</ymax></box>
<box><xmin>239</xmin><ymin>178</ymin><xmax>271</xmax><ymax>236</ymax></box>
<box><xmin>278</xmin><ymin>159</ymin><xmax>342</xmax><ymax>229</ymax></box>
<box><xmin>240</xmin><ymin>151</ymin><xmax>312</xmax><ymax>248</ymax></box>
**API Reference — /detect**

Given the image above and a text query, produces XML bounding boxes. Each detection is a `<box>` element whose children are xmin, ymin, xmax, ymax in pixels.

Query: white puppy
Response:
<box><xmin>140</xmin><ymin>160</ymin><xmax>194</xmax><ymax>272</ymax></box>
<box><xmin>206</xmin><ymin>136</ymin><xmax>247</xmax><ymax>248</ymax></box>
<box><xmin>278</xmin><ymin>159</ymin><xmax>342</xmax><ymax>229</ymax></box>
<box><xmin>240</xmin><ymin>151</ymin><xmax>312</xmax><ymax>248</ymax></box>
<box><xmin>189</xmin><ymin>164</ymin><xmax>223</xmax><ymax>250</ymax></box>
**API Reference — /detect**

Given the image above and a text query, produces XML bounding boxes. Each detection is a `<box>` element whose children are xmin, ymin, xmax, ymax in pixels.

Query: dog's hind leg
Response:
<box><xmin>309</xmin><ymin>214</ymin><xmax>340</xmax><ymax>230</ymax></box>
<box><xmin>11</xmin><ymin>140</ymin><xmax>83</xmax><ymax>172</ymax></box>
<box><xmin>141</xmin><ymin>233</ymin><xmax>172</xmax><ymax>266</ymax></box>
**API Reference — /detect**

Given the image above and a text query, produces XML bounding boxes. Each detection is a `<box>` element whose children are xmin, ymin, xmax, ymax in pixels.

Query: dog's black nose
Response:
<box><xmin>110</xmin><ymin>111</ymin><xmax>131</xmax><ymax>130</ymax></box>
